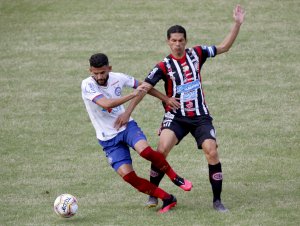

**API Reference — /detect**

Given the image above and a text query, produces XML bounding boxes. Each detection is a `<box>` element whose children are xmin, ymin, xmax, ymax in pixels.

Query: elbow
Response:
<box><xmin>101</xmin><ymin>101</ymin><xmax>115</xmax><ymax>109</ymax></box>
<box><xmin>218</xmin><ymin>45</ymin><xmax>230</xmax><ymax>54</ymax></box>
<box><xmin>223</xmin><ymin>48</ymin><xmax>230</xmax><ymax>53</ymax></box>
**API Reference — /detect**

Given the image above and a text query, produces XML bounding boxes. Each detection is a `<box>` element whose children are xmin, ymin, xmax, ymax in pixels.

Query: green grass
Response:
<box><xmin>0</xmin><ymin>0</ymin><xmax>299</xmax><ymax>225</ymax></box>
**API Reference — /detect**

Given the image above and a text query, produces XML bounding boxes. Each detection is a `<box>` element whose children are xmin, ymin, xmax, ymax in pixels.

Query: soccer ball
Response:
<box><xmin>53</xmin><ymin>194</ymin><xmax>78</xmax><ymax>218</ymax></box>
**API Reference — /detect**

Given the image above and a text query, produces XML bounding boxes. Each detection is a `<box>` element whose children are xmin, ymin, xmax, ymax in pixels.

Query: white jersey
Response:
<box><xmin>81</xmin><ymin>72</ymin><xmax>138</xmax><ymax>141</ymax></box>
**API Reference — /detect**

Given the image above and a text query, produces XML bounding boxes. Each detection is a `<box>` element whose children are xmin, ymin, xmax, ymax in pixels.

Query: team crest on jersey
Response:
<box><xmin>182</xmin><ymin>65</ymin><xmax>189</xmax><ymax>72</ymax></box>
<box><xmin>115</xmin><ymin>87</ymin><xmax>121</xmax><ymax>96</ymax></box>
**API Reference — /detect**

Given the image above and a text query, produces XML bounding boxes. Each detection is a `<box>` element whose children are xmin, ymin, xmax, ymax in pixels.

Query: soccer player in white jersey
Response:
<box><xmin>81</xmin><ymin>53</ymin><xmax>192</xmax><ymax>213</ymax></box>
<box><xmin>115</xmin><ymin>5</ymin><xmax>245</xmax><ymax>212</ymax></box>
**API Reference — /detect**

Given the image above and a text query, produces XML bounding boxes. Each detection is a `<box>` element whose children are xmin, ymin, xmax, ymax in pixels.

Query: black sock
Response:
<box><xmin>150</xmin><ymin>163</ymin><xmax>165</xmax><ymax>186</ymax></box>
<box><xmin>208</xmin><ymin>162</ymin><xmax>223</xmax><ymax>202</ymax></box>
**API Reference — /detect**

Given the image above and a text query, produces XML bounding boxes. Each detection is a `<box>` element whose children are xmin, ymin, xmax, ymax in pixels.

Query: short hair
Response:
<box><xmin>167</xmin><ymin>25</ymin><xmax>187</xmax><ymax>40</ymax></box>
<box><xmin>89</xmin><ymin>53</ymin><xmax>109</xmax><ymax>68</ymax></box>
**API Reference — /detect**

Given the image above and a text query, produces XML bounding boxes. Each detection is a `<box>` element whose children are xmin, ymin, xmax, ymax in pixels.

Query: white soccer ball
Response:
<box><xmin>53</xmin><ymin>194</ymin><xmax>78</xmax><ymax>218</ymax></box>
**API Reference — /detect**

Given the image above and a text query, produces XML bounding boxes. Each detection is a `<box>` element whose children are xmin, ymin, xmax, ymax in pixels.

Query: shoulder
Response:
<box><xmin>154</xmin><ymin>59</ymin><xmax>169</xmax><ymax>74</ymax></box>
<box><xmin>81</xmin><ymin>76</ymin><xmax>95</xmax><ymax>87</ymax></box>
<box><xmin>110</xmin><ymin>72</ymin><xmax>134</xmax><ymax>80</ymax></box>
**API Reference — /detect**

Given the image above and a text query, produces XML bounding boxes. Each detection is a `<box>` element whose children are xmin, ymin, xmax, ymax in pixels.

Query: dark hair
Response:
<box><xmin>89</xmin><ymin>53</ymin><xmax>109</xmax><ymax>68</ymax></box>
<box><xmin>167</xmin><ymin>25</ymin><xmax>187</xmax><ymax>40</ymax></box>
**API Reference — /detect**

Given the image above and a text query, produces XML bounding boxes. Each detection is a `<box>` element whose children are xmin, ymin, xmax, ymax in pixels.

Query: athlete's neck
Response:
<box><xmin>170</xmin><ymin>53</ymin><xmax>186</xmax><ymax>63</ymax></box>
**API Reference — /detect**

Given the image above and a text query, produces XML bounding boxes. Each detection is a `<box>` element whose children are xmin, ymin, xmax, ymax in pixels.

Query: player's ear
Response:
<box><xmin>108</xmin><ymin>66</ymin><xmax>112</xmax><ymax>71</ymax></box>
<box><xmin>166</xmin><ymin>39</ymin><xmax>171</xmax><ymax>47</ymax></box>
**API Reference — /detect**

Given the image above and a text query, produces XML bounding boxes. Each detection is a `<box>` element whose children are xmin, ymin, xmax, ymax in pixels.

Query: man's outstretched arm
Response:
<box><xmin>216</xmin><ymin>5</ymin><xmax>245</xmax><ymax>55</ymax></box>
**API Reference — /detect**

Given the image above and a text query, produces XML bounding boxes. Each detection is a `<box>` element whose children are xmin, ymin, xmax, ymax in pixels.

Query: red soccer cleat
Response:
<box><xmin>173</xmin><ymin>176</ymin><xmax>193</xmax><ymax>191</ymax></box>
<box><xmin>158</xmin><ymin>195</ymin><xmax>177</xmax><ymax>213</ymax></box>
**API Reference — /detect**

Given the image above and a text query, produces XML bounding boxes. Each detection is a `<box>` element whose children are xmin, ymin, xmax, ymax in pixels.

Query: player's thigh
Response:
<box><xmin>100</xmin><ymin>141</ymin><xmax>133</xmax><ymax>172</ymax></box>
<box><xmin>157</xmin><ymin>129</ymin><xmax>178</xmax><ymax>157</ymax></box>
<box><xmin>124</xmin><ymin>120</ymin><xmax>148</xmax><ymax>153</ymax></box>
<box><xmin>192</xmin><ymin>122</ymin><xmax>216</xmax><ymax>149</ymax></box>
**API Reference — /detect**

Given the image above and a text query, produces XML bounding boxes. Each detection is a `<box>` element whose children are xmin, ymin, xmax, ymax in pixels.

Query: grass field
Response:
<box><xmin>0</xmin><ymin>0</ymin><xmax>299</xmax><ymax>225</ymax></box>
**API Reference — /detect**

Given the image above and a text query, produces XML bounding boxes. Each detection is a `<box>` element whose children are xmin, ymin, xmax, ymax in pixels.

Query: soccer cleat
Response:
<box><xmin>172</xmin><ymin>176</ymin><xmax>193</xmax><ymax>191</ymax></box>
<box><xmin>158</xmin><ymin>195</ymin><xmax>177</xmax><ymax>213</ymax></box>
<box><xmin>213</xmin><ymin>200</ymin><xmax>229</xmax><ymax>213</ymax></box>
<box><xmin>146</xmin><ymin>196</ymin><xmax>158</xmax><ymax>208</ymax></box>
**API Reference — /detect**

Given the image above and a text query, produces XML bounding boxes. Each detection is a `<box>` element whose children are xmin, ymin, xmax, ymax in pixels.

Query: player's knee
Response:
<box><xmin>208</xmin><ymin>149</ymin><xmax>219</xmax><ymax>160</ymax></box>
<box><xmin>157</xmin><ymin>145</ymin><xmax>171</xmax><ymax>157</ymax></box>
<box><xmin>203</xmin><ymin>143</ymin><xmax>219</xmax><ymax>162</ymax></box>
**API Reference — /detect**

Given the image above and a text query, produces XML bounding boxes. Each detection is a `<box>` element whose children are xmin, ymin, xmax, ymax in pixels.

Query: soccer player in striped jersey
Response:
<box><xmin>115</xmin><ymin>5</ymin><xmax>245</xmax><ymax>212</ymax></box>
<box><xmin>81</xmin><ymin>53</ymin><xmax>192</xmax><ymax>213</ymax></box>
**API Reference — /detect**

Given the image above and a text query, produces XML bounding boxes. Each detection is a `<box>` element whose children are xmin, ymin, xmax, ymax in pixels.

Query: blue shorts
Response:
<box><xmin>98</xmin><ymin>120</ymin><xmax>147</xmax><ymax>171</ymax></box>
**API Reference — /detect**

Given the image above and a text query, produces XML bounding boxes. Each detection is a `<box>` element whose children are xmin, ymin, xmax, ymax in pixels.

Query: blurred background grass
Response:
<box><xmin>0</xmin><ymin>0</ymin><xmax>299</xmax><ymax>225</ymax></box>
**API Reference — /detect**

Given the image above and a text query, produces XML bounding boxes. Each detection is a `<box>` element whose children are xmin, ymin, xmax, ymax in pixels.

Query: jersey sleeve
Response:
<box><xmin>200</xmin><ymin>45</ymin><xmax>217</xmax><ymax>58</ymax></box>
<box><xmin>194</xmin><ymin>45</ymin><xmax>217</xmax><ymax>66</ymax></box>
<box><xmin>118</xmin><ymin>73</ymin><xmax>139</xmax><ymax>89</ymax></box>
<box><xmin>81</xmin><ymin>79</ymin><xmax>104</xmax><ymax>103</ymax></box>
<box><xmin>144</xmin><ymin>64</ymin><xmax>165</xmax><ymax>87</ymax></box>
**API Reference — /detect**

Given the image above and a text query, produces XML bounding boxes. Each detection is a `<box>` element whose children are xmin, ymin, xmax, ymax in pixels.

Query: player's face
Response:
<box><xmin>90</xmin><ymin>65</ymin><xmax>111</xmax><ymax>86</ymax></box>
<box><xmin>167</xmin><ymin>33</ymin><xmax>187</xmax><ymax>58</ymax></box>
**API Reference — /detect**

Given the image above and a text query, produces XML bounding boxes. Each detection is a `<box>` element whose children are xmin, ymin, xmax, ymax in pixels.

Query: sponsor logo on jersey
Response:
<box><xmin>147</xmin><ymin>67</ymin><xmax>158</xmax><ymax>79</ymax></box>
<box><xmin>162</xmin><ymin>113</ymin><xmax>173</xmax><ymax>127</ymax></box>
<box><xmin>162</xmin><ymin>119</ymin><xmax>172</xmax><ymax>127</ymax></box>
<box><xmin>176</xmin><ymin>79</ymin><xmax>200</xmax><ymax>94</ymax></box>
<box><xmin>101</xmin><ymin>105</ymin><xmax>121</xmax><ymax>114</ymax></box>
<box><xmin>101</xmin><ymin>108</ymin><xmax>112</xmax><ymax>113</ymax></box>
<box><xmin>182</xmin><ymin>90</ymin><xmax>197</xmax><ymax>101</ymax></box>
<box><xmin>186</xmin><ymin>101</ymin><xmax>194</xmax><ymax>108</ymax></box>
<box><xmin>115</xmin><ymin>87</ymin><xmax>121</xmax><ymax>96</ymax></box>
<box><xmin>185</xmin><ymin>108</ymin><xmax>196</xmax><ymax>111</ymax></box>
<box><xmin>164</xmin><ymin>112</ymin><xmax>175</xmax><ymax>119</ymax></box>
<box><xmin>212</xmin><ymin>172</ymin><xmax>223</xmax><ymax>181</ymax></box>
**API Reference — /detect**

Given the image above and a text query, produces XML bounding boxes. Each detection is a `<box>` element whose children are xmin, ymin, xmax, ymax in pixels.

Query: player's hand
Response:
<box><xmin>139</xmin><ymin>82</ymin><xmax>152</xmax><ymax>90</ymax></box>
<box><xmin>132</xmin><ymin>84</ymin><xmax>148</xmax><ymax>97</ymax></box>
<box><xmin>165</xmin><ymin>97</ymin><xmax>180</xmax><ymax>110</ymax></box>
<box><xmin>114</xmin><ymin>112</ymin><xmax>130</xmax><ymax>130</ymax></box>
<box><xmin>233</xmin><ymin>5</ymin><xmax>245</xmax><ymax>25</ymax></box>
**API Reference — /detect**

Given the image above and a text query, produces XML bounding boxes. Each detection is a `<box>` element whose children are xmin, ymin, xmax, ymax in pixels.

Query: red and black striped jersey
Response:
<box><xmin>145</xmin><ymin>45</ymin><xmax>217</xmax><ymax>117</ymax></box>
